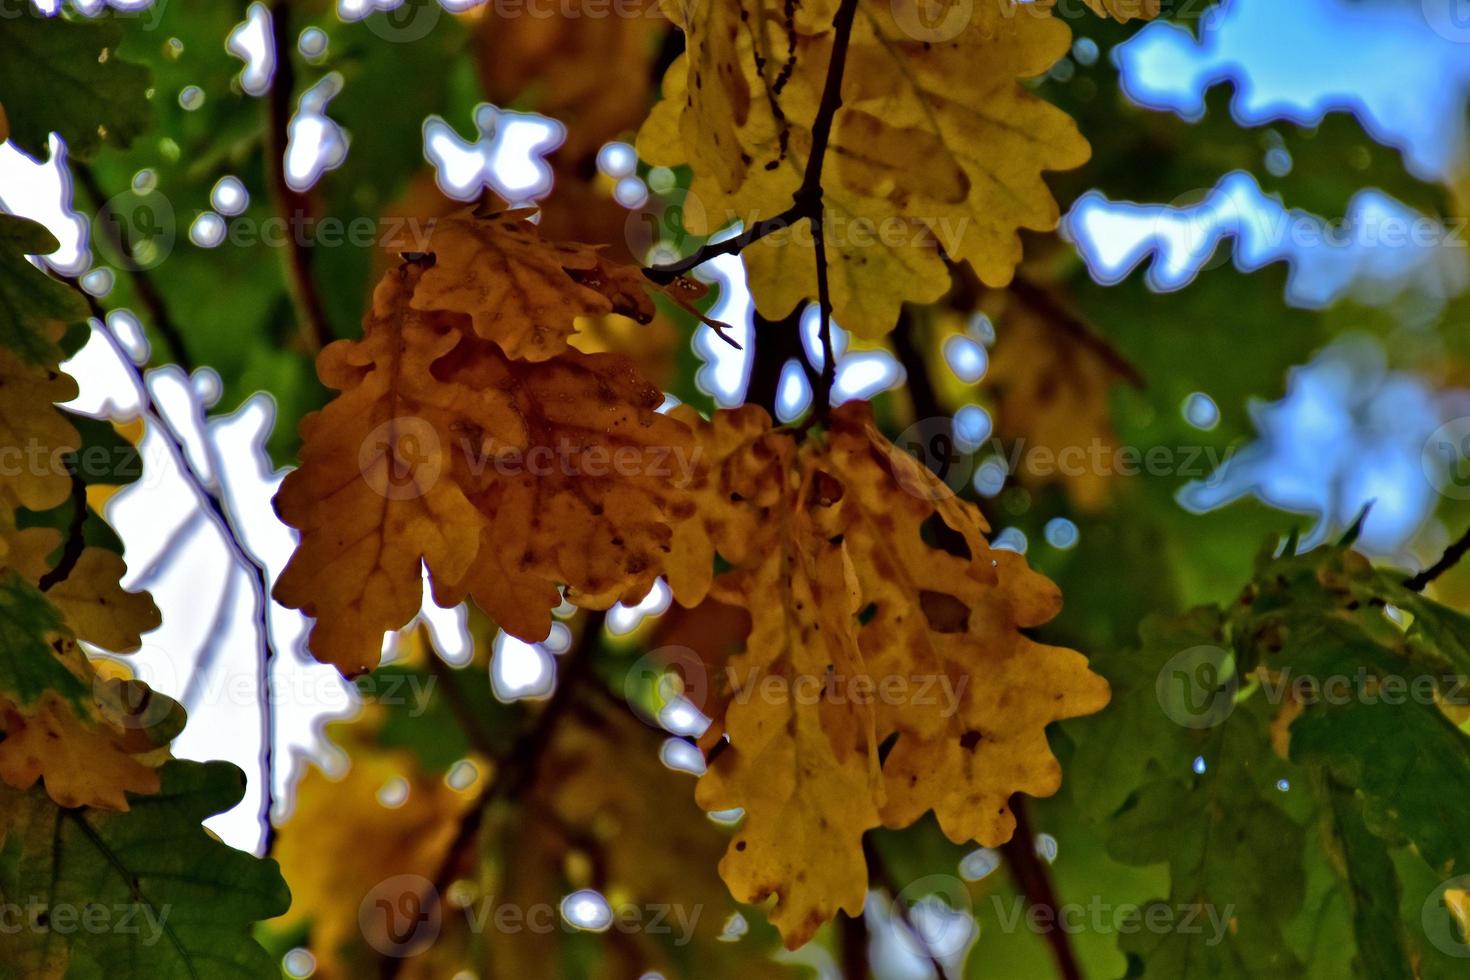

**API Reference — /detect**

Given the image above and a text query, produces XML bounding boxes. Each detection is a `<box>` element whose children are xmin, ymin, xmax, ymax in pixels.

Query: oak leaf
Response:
<box><xmin>274</xmin><ymin>258</ymin><xmax>692</xmax><ymax>675</ymax></box>
<box><xmin>983</xmin><ymin>289</ymin><xmax>1127</xmax><ymax>510</ymax></box>
<box><xmin>3</xmin><ymin>528</ymin><xmax>160</xmax><ymax>651</ymax></box>
<box><xmin>0</xmin><ymin>573</ymin><xmax>173</xmax><ymax>810</ymax></box>
<box><xmin>665</xmin><ymin>402</ymin><xmax>1108</xmax><ymax>947</ymax></box>
<box><xmin>0</xmin><ymin>760</ymin><xmax>290</xmax><ymax>976</ymax></box>
<box><xmin>1083</xmin><ymin>0</ymin><xmax>1162</xmax><ymax>21</ymax></box>
<box><xmin>0</xmin><ymin>344</ymin><xmax>80</xmax><ymax>512</ymax></box>
<box><xmin>639</xmin><ymin>0</ymin><xmax>1089</xmax><ymax>336</ymax></box>
<box><xmin>409</xmin><ymin>207</ymin><xmax>655</xmax><ymax>361</ymax></box>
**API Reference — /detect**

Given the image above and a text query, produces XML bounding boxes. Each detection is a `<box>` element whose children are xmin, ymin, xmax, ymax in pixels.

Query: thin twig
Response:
<box><xmin>38</xmin><ymin>468</ymin><xmax>88</xmax><ymax>591</ymax></box>
<box><xmin>67</xmin><ymin>280</ymin><xmax>283</xmax><ymax>856</ymax></box>
<box><xmin>642</xmin><ymin>0</ymin><xmax>862</xmax><ymax>410</ymax></box>
<box><xmin>791</xmin><ymin>0</ymin><xmax>858</xmax><ymax>420</ymax></box>
<box><xmin>643</xmin><ymin>204</ymin><xmax>805</xmax><ymax>284</ymax></box>
<box><xmin>71</xmin><ymin>162</ymin><xmax>195</xmax><ymax>372</ymax></box>
<box><xmin>1406</xmin><ymin>523</ymin><xmax>1470</xmax><ymax>591</ymax></box>
<box><xmin>379</xmin><ymin>611</ymin><xmax>606</xmax><ymax>980</ymax></box>
<box><xmin>425</xmin><ymin>652</ymin><xmax>501</xmax><ymax>761</ymax></box>
<box><xmin>267</xmin><ymin>0</ymin><xmax>335</xmax><ymax>353</ymax></box>
<box><xmin>999</xmin><ymin>797</ymin><xmax>1081</xmax><ymax>980</ymax></box>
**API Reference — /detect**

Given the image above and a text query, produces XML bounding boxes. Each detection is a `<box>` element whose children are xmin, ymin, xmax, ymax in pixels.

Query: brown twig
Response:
<box><xmin>71</xmin><ymin>162</ymin><xmax>195</xmax><ymax>372</ymax></box>
<box><xmin>267</xmin><ymin>0</ymin><xmax>335</xmax><ymax>353</ymax></box>
<box><xmin>38</xmin><ymin>468</ymin><xmax>88</xmax><ymax>591</ymax></box>
<box><xmin>1405</xmin><ymin>523</ymin><xmax>1470</xmax><ymax>592</ymax></box>
<box><xmin>999</xmin><ymin>797</ymin><xmax>1081</xmax><ymax>980</ymax></box>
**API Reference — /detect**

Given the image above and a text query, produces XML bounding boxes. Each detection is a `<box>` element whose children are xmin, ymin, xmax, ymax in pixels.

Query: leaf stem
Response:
<box><xmin>37</xmin><ymin>466</ymin><xmax>87</xmax><ymax>592</ymax></box>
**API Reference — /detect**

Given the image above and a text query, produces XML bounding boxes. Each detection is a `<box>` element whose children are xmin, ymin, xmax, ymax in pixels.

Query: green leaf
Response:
<box><xmin>0</xmin><ymin>571</ymin><xmax>85</xmax><ymax>711</ymax></box>
<box><xmin>1320</xmin><ymin>780</ymin><xmax>1414</xmax><ymax>980</ymax></box>
<box><xmin>1108</xmin><ymin>707</ymin><xmax>1304</xmax><ymax>977</ymax></box>
<box><xmin>0</xmin><ymin>215</ymin><xmax>88</xmax><ymax>363</ymax></box>
<box><xmin>0</xmin><ymin>760</ymin><xmax>291</xmax><ymax>978</ymax></box>
<box><xmin>1067</xmin><ymin>608</ymin><xmax>1305</xmax><ymax>977</ymax></box>
<box><xmin>0</xmin><ymin>14</ymin><xmax>152</xmax><ymax>161</ymax></box>
<box><xmin>1288</xmin><ymin>673</ymin><xmax>1470</xmax><ymax>878</ymax></box>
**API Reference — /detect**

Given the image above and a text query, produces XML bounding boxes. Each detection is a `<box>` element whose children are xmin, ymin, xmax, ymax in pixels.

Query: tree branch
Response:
<box><xmin>999</xmin><ymin>797</ymin><xmax>1081</xmax><ymax>980</ymax></box>
<box><xmin>71</xmin><ymin>162</ymin><xmax>195</xmax><ymax>372</ymax></box>
<box><xmin>380</xmin><ymin>611</ymin><xmax>606</xmax><ymax>980</ymax></box>
<box><xmin>1405</xmin><ymin>523</ymin><xmax>1470</xmax><ymax>592</ymax></box>
<box><xmin>642</xmin><ymin>0</ymin><xmax>862</xmax><ymax>419</ymax></box>
<box><xmin>267</xmin><ymin>0</ymin><xmax>335</xmax><ymax>353</ymax></box>
<box><xmin>66</xmin><ymin>279</ymin><xmax>283</xmax><ymax>856</ymax></box>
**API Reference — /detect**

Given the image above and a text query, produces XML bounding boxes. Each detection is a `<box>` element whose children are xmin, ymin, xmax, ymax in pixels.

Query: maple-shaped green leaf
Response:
<box><xmin>0</xmin><ymin>760</ymin><xmax>291</xmax><ymax>977</ymax></box>
<box><xmin>0</xmin><ymin>14</ymin><xmax>151</xmax><ymax>161</ymax></box>
<box><xmin>0</xmin><ymin>215</ymin><xmax>88</xmax><ymax>363</ymax></box>
<box><xmin>1069</xmin><ymin>608</ymin><xmax>1306</xmax><ymax>977</ymax></box>
<box><xmin>0</xmin><ymin>572</ymin><xmax>86</xmax><ymax>710</ymax></box>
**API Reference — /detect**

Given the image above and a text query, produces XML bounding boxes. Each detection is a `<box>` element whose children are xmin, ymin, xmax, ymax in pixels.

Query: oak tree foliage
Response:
<box><xmin>2</xmin><ymin>1</ymin><xmax>1469</xmax><ymax>978</ymax></box>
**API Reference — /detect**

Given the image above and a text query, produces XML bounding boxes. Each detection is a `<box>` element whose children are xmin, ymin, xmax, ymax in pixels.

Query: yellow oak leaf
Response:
<box><xmin>470</xmin><ymin>0</ymin><xmax>666</xmax><ymax>164</ymax></box>
<box><xmin>2</xmin><ymin>528</ymin><xmax>159</xmax><ymax>652</ymax></box>
<box><xmin>0</xmin><ymin>345</ymin><xmax>80</xmax><ymax>512</ymax></box>
<box><xmin>273</xmin><ymin>735</ymin><xmax>479</xmax><ymax>975</ymax></box>
<box><xmin>983</xmin><ymin>288</ymin><xmax>1129</xmax><ymax>510</ymax></box>
<box><xmin>408</xmin><ymin>207</ymin><xmax>655</xmax><ymax>362</ymax></box>
<box><xmin>273</xmin><ymin>268</ymin><xmax>501</xmax><ymax>675</ymax></box>
<box><xmin>638</xmin><ymin>0</ymin><xmax>1089</xmax><ymax>336</ymax></box>
<box><xmin>274</xmin><ymin>260</ymin><xmax>693</xmax><ymax>675</ymax></box>
<box><xmin>1084</xmin><ymin>0</ymin><xmax>1162</xmax><ymax>21</ymax></box>
<box><xmin>424</xmin><ymin>314</ymin><xmax>695</xmax><ymax>631</ymax></box>
<box><xmin>666</xmin><ymin>402</ymin><xmax>1108</xmax><ymax>947</ymax></box>
<box><xmin>0</xmin><ymin>691</ymin><xmax>160</xmax><ymax>810</ymax></box>
<box><xmin>0</xmin><ymin>613</ymin><xmax>177</xmax><ymax>812</ymax></box>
